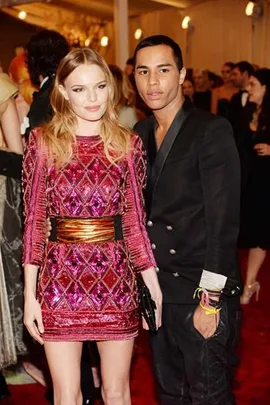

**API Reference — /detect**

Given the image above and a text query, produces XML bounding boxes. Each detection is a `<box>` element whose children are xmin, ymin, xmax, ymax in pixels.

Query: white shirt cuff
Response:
<box><xmin>199</xmin><ymin>269</ymin><xmax>227</xmax><ymax>291</ymax></box>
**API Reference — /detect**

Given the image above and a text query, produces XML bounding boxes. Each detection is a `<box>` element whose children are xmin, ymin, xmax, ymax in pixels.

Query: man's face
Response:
<box><xmin>134</xmin><ymin>44</ymin><xmax>185</xmax><ymax>112</ymax></box>
<box><xmin>231</xmin><ymin>68</ymin><xmax>244</xmax><ymax>88</ymax></box>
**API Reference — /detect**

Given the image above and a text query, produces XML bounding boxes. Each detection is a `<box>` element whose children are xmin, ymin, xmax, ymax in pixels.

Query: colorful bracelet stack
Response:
<box><xmin>193</xmin><ymin>287</ymin><xmax>223</xmax><ymax>315</ymax></box>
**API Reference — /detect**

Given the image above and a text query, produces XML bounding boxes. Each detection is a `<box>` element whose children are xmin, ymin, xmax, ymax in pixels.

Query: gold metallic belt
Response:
<box><xmin>49</xmin><ymin>216</ymin><xmax>123</xmax><ymax>243</ymax></box>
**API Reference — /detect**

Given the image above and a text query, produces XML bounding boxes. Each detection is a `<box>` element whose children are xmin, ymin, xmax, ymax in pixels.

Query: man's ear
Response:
<box><xmin>179</xmin><ymin>67</ymin><xmax>186</xmax><ymax>85</ymax></box>
<box><xmin>58</xmin><ymin>85</ymin><xmax>69</xmax><ymax>101</ymax></box>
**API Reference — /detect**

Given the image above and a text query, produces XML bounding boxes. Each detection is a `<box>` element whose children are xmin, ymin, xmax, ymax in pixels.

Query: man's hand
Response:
<box><xmin>193</xmin><ymin>304</ymin><xmax>220</xmax><ymax>339</ymax></box>
<box><xmin>45</xmin><ymin>218</ymin><xmax>52</xmax><ymax>243</ymax></box>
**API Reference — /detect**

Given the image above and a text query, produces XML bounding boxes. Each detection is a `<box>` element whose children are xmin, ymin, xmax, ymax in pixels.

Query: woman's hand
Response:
<box><xmin>24</xmin><ymin>295</ymin><xmax>44</xmax><ymax>345</ymax></box>
<box><xmin>141</xmin><ymin>267</ymin><xmax>163</xmax><ymax>330</ymax></box>
<box><xmin>254</xmin><ymin>143</ymin><xmax>270</xmax><ymax>156</ymax></box>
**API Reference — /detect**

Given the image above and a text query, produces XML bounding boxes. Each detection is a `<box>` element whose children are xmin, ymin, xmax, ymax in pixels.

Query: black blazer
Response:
<box><xmin>134</xmin><ymin>100</ymin><xmax>241</xmax><ymax>304</ymax></box>
<box><xmin>25</xmin><ymin>76</ymin><xmax>54</xmax><ymax>139</ymax></box>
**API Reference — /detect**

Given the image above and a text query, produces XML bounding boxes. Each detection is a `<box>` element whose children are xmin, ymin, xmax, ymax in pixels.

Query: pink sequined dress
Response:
<box><xmin>22</xmin><ymin>129</ymin><xmax>156</xmax><ymax>341</ymax></box>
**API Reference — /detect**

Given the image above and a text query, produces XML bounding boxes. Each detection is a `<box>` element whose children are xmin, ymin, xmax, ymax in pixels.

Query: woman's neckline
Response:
<box><xmin>76</xmin><ymin>134</ymin><xmax>100</xmax><ymax>139</ymax></box>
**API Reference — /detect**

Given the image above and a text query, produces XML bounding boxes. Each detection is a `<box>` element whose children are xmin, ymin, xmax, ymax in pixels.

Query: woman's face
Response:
<box><xmin>247</xmin><ymin>76</ymin><xmax>266</xmax><ymax>105</ymax></box>
<box><xmin>182</xmin><ymin>80</ymin><xmax>194</xmax><ymax>98</ymax></box>
<box><xmin>221</xmin><ymin>65</ymin><xmax>232</xmax><ymax>84</ymax></box>
<box><xmin>60</xmin><ymin>63</ymin><xmax>109</xmax><ymax>123</ymax></box>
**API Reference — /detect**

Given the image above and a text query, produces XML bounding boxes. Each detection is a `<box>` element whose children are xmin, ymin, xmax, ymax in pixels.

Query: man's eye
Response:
<box><xmin>160</xmin><ymin>68</ymin><xmax>169</xmax><ymax>73</ymax></box>
<box><xmin>138</xmin><ymin>70</ymin><xmax>148</xmax><ymax>75</ymax></box>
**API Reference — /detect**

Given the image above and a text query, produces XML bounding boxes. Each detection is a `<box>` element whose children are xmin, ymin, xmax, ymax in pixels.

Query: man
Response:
<box><xmin>133</xmin><ymin>35</ymin><xmax>241</xmax><ymax>405</ymax></box>
<box><xmin>229</xmin><ymin>61</ymin><xmax>255</xmax><ymax>189</ymax></box>
<box><xmin>23</xmin><ymin>29</ymin><xmax>70</xmax><ymax>138</ymax></box>
<box><xmin>192</xmin><ymin>68</ymin><xmax>212</xmax><ymax>111</ymax></box>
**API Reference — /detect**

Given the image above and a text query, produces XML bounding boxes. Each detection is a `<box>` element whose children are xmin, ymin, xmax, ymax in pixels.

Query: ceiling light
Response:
<box><xmin>245</xmin><ymin>1</ymin><xmax>263</xmax><ymax>18</ymax></box>
<box><xmin>18</xmin><ymin>10</ymin><xmax>27</xmax><ymax>20</ymax></box>
<box><xmin>182</xmin><ymin>16</ymin><xmax>191</xmax><ymax>30</ymax></box>
<box><xmin>101</xmin><ymin>36</ymin><xmax>109</xmax><ymax>47</ymax></box>
<box><xmin>134</xmin><ymin>28</ymin><xmax>143</xmax><ymax>40</ymax></box>
<box><xmin>84</xmin><ymin>38</ymin><xmax>91</xmax><ymax>47</ymax></box>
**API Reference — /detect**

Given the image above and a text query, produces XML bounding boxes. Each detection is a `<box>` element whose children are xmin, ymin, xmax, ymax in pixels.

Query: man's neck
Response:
<box><xmin>153</xmin><ymin>94</ymin><xmax>185</xmax><ymax>131</ymax></box>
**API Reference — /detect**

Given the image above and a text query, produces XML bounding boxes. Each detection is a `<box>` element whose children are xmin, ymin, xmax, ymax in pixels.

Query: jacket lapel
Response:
<box><xmin>147</xmin><ymin>99</ymin><xmax>195</xmax><ymax>198</ymax></box>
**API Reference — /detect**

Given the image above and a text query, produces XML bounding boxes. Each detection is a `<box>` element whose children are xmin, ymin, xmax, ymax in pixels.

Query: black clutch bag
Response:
<box><xmin>137</xmin><ymin>278</ymin><xmax>157</xmax><ymax>334</ymax></box>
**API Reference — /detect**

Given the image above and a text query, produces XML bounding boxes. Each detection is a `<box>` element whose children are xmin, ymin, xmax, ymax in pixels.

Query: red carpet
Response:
<box><xmin>2</xmin><ymin>250</ymin><xmax>270</xmax><ymax>405</ymax></box>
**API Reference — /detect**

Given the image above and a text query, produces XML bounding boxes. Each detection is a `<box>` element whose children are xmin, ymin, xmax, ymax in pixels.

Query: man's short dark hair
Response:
<box><xmin>26</xmin><ymin>29</ymin><xmax>70</xmax><ymax>86</ymax></box>
<box><xmin>133</xmin><ymin>35</ymin><xmax>183</xmax><ymax>72</ymax></box>
<box><xmin>234</xmin><ymin>61</ymin><xmax>254</xmax><ymax>77</ymax></box>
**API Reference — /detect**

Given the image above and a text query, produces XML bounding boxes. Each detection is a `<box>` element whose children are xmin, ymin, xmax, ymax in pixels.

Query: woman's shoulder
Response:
<box><xmin>0</xmin><ymin>73</ymin><xmax>18</xmax><ymax>105</ymax></box>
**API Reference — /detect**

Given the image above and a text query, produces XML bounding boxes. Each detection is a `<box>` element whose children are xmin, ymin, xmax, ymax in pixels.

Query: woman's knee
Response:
<box><xmin>102</xmin><ymin>385</ymin><xmax>129</xmax><ymax>405</ymax></box>
<box><xmin>53</xmin><ymin>387</ymin><xmax>82</xmax><ymax>405</ymax></box>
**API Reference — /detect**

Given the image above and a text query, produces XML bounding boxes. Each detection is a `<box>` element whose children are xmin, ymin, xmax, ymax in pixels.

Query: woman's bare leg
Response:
<box><xmin>44</xmin><ymin>341</ymin><xmax>83</xmax><ymax>405</ymax></box>
<box><xmin>97</xmin><ymin>338</ymin><xmax>135</xmax><ymax>405</ymax></box>
<box><xmin>245</xmin><ymin>247</ymin><xmax>266</xmax><ymax>285</ymax></box>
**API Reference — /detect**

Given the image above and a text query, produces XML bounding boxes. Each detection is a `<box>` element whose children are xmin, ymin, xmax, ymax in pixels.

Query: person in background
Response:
<box><xmin>0</xmin><ymin>73</ymin><xmax>26</xmax><ymax>399</ymax></box>
<box><xmin>8</xmin><ymin>53</ymin><xmax>38</xmax><ymax>128</ymax></box>
<box><xmin>182</xmin><ymin>78</ymin><xmax>195</xmax><ymax>103</ymax></box>
<box><xmin>239</xmin><ymin>68</ymin><xmax>270</xmax><ymax>304</ymax></box>
<box><xmin>192</xmin><ymin>68</ymin><xmax>212</xmax><ymax>111</ymax></box>
<box><xmin>109</xmin><ymin>64</ymin><xmax>139</xmax><ymax>127</ymax></box>
<box><xmin>124</xmin><ymin>57</ymin><xmax>134</xmax><ymax>76</ymax></box>
<box><xmin>228</xmin><ymin>61</ymin><xmax>255</xmax><ymax>192</ymax></box>
<box><xmin>23</xmin><ymin>29</ymin><xmax>70</xmax><ymax>138</ymax></box>
<box><xmin>211</xmin><ymin>62</ymin><xmax>238</xmax><ymax>118</ymax></box>
<box><xmin>22</xmin><ymin>48</ymin><xmax>162</xmax><ymax>405</ymax></box>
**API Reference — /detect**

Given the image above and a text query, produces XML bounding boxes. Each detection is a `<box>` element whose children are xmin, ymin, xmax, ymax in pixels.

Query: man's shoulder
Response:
<box><xmin>134</xmin><ymin>115</ymin><xmax>154</xmax><ymax>132</ymax></box>
<box><xmin>190</xmin><ymin>107</ymin><xmax>230</xmax><ymax>131</ymax></box>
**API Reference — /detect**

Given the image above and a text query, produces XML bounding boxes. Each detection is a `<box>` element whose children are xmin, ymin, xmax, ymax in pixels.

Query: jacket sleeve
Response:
<box><xmin>22</xmin><ymin>129</ymin><xmax>47</xmax><ymax>266</ymax></box>
<box><xmin>122</xmin><ymin>135</ymin><xmax>157</xmax><ymax>273</ymax></box>
<box><xmin>198</xmin><ymin>117</ymin><xmax>240</xmax><ymax>290</ymax></box>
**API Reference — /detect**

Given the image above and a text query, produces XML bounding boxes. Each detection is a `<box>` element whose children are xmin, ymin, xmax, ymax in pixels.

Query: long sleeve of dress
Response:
<box><xmin>22</xmin><ymin>129</ymin><xmax>47</xmax><ymax>266</ymax></box>
<box><xmin>122</xmin><ymin>135</ymin><xmax>156</xmax><ymax>273</ymax></box>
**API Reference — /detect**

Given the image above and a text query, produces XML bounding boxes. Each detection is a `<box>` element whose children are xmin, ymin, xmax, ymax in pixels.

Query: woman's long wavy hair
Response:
<box><xmin>253</xmin><ymin>68</ymin><xmax>270</xmax><ymax>134</ymax></box>
<box><xmin>41</xmin><ymin>48</ymin><xmax>131</xmax><ymax>167</ymax></box>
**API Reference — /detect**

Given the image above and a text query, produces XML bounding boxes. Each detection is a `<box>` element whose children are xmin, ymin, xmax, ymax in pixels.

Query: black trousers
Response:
<box><xmin>149</xmin><ymin>302</ymin><xmax>241</xmax><ymax>405</ymax></box>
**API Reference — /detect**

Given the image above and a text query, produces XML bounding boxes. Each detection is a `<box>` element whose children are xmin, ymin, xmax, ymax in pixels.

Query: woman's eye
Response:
<box><xmin>98</xmin><ymin>84</ymin><xmax>107</xmax><ymax>89</ymax></box>
<box><xmin>73</xmin><ymin>88</ymin><xmax>83</xmax><ymax>92</ymax></box>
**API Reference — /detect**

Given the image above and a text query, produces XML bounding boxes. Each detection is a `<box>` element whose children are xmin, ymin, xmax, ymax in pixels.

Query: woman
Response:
<box><xmin>240</xmin><ymin>68</ymin><xmax>270</xmax><ymax>304</ymax></box>
<box><xmin>0</xmin><ymin>73</ymin><xmax>26</xmax><ymax>398</ymax></box>
<box><xmin>22</xmin><ymin>48</ymin><xmax>162</xmax><ymax>405</ymax></box>
<box><xmin>109</xmin><ymin>64</ymin><xmax>139</xmax><ymax>128</ymax></box>
<box><xmin>211</xmin><ymin>62</ymin><xmax>238</xmax><ymax>117</ymax></box>
<box><xmin>182</xmin><ymin>78</ymin><xmax>195</xmax><ymax>103</ymax></box>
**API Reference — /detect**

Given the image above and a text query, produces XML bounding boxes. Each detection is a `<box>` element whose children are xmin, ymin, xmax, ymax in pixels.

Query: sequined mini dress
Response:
<box><xmin>22</xmin><ymin>130</ymin><xmax>156</xmax><ymax>341</ymax></box>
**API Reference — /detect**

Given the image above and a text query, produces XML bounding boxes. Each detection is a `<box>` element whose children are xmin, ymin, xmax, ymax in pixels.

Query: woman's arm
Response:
<box><xmin>1</xmin><ymin>97</ymin><xmax>23</xmax><ymax>154</ymax></box>
<box><xmin>24</xmin><ymin>264</ymin><xmax>44</xmax><ymax>344</ymax></box>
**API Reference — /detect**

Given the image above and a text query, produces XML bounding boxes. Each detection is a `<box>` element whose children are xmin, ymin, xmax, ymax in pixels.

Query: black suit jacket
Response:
<box><xmin>25</xmin><ymin>76</ymin><xmax>54</xmax><ymax>139</ymax></box>
<box><xmin>134</xmin><ymin>100</ymin><xmax>241</xmax><ymax>304</ymax></box>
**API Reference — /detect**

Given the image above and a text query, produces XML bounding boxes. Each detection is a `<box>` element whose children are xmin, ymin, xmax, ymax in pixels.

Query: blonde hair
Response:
<box><xmin>41</xmin><ymin>48</ymin><xmax>131</xmax><ymax>167</ymax></box>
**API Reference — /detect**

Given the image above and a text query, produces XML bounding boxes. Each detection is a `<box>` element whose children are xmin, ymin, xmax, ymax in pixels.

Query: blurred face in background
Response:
<box><xmin>231</xmin><ymin>67</ymin><xmax>245</xmax><ymax>89</ymax></box>
<box><xmin>193</xmin><ymin>69</ymin><xmax>210</xmax><ymax>92</ymax></box>
<box><xmin>182</xmin><ymin>79</ymin><xmax>194</xmax><ymax>100</ymax></box>
<box><xmin>247</xmin><ymin>75</ymin><xmax>266</xmax><ymax>106</ymax></box>
<box><xmin>221</xmin><ymin>64</ymin><xmax>233</xmax><ymax>84</ymax></box>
